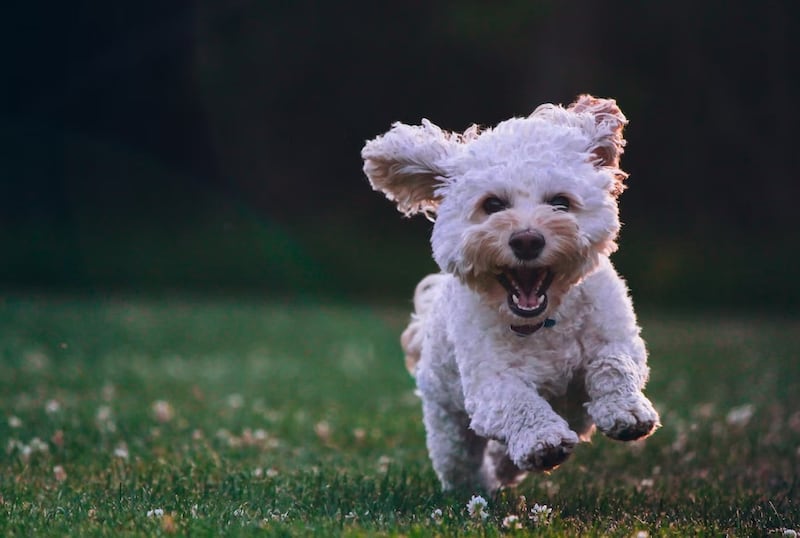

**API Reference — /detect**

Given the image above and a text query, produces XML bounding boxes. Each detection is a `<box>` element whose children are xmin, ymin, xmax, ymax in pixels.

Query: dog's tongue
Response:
<box><xmin>516</xmin><ymin>289</ymin><xmax>542</xmax><ymax>309</ymax></box>
<box><xmin>514</xmin><ymin>268</ymin><xmax>543</xmax><ymax>308</ymax></box>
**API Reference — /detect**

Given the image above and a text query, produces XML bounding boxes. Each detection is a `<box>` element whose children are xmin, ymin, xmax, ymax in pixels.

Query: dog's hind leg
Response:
<box><xmin>401</xmin><ymin>273</ymin><xmax>448</xmax><ymax>375</ymax></box>
<box><xmin>420</xmin><ymin>399</ymin><xmax>487</xmax><ymax>491</ymax></box>
<box><xmin>481</xmin><ymin>440</ymin><xmax>527</xmax><ymax>491</ymax></box>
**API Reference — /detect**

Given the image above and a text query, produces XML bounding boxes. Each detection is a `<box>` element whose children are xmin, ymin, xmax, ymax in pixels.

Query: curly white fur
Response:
<box><xmin>363</xmin><ymin>95</ymin><xmax>660</xmax><ymax>492</ymax></box>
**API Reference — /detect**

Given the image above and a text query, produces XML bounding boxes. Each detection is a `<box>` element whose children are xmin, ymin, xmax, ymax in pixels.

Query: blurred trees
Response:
<box><xmin>1</xmin><ymin>1</ymin><xmax>798</xmax><ymax>304</ymax></box>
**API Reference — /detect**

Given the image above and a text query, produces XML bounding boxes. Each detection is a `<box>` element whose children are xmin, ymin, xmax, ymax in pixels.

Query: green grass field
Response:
<box><xmin>0</xmin><ymin>295</ymin><xmax>798</xmax><ymax>536</ymax></box>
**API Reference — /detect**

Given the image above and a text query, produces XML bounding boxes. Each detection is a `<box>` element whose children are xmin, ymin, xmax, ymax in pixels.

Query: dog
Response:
<box><xmin>362</xmin><ymin>95</ymin><xmax>660</xmax><ymax>492</ymax></box>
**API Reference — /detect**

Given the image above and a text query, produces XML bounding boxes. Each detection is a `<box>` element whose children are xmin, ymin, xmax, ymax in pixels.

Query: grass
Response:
<box><xmin>0</xmin><ymin>294</ymin><xmax>798</xmax><ymax>536</ymax></box>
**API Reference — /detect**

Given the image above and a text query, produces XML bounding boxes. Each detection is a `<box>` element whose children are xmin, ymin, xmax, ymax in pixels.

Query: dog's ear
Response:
<box><xmin>362</xmin><ymin>120</ymin><xmax>456</xmax><ymax>219</ymax></box>
<box><xmin>568</xmin><ymin>94</ymin><xmax>629</xmax><ymax>195</ymax></box>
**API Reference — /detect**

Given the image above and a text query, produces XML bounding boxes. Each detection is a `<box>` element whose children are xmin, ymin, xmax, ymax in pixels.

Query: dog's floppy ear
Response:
<box><xmin>568</xmin><ymin>94</ymin><xmax>629</xmax><ymax>195</ymax></box>
<box><xmin>362</xmin><ymin>120</ymin><xmax>456</xmax><ymax>219</ymax></box>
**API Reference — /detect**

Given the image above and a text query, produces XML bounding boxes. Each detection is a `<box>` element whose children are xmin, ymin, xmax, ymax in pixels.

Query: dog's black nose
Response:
<box><xmin>509</xmin><ymin>230</ymin><xmax>545</xmax><ymax>260</ymax></box>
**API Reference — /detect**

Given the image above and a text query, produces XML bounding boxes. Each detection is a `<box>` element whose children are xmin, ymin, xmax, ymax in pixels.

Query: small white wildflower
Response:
<box><xmin>113</xmin><ymin>444</ymin><xmax>129</xmax><ymax>460</ymax></box>
<box><xmin>53</xmin><ymin>465</ymin><xmax>67</xmax><ymax>482</ymax></box>
<box><xmin>45</xmin><ymin>400</ymin><xmax>61</xmax><ymax>414</ymax></box>
<box><xmin>783</xmin><ymin>530</ymin><xmax>798</xmax><ymax>538</ymax></box>
<box><xmin>96</xmin><ymin>406</ymin><xmax>112</xmax><ymax>422</ymax></box>
<box><xmin>8</xmin><ymin>416</ymin><xmax>22</xmax><ymax>428</ymax></box>
<box><xmin>266</xmin><ymin>468</ymin><xmax>279</xmax><ymax>478</ymax></box>
<box><xmin>502</xmin><ymin>514</ymin><xmax>523</xmax><ymax>529</ymax></box>
<box><xmin>96</xmin><ymin>406</ymin><xmax>117</xmax><ymax>433</ymax></box>
<box><xmin>151</xmin><ymin>400</ymin><xmax>174</xmax><ymax>423</ymax></box>
<box><xmin>252</xmin><ymin>467</ymin><xmax>263</xmax><ymax>478</ymax></box>
<box><xmin>466</xmin><ymin>495</ymin><xmax>489</xmax><ymax>520</ymax></box>
<box><xmin>191</xmin><ymin>504</ymin><xmax>200</xmax><ymax>518</ymax></box>
<box><xmin>266</xmin><ymin>509</ymin><xmax>289</xmax><ymax>522</ymax></box>
<box><xmin>226</xmin><ymin>394</ymin><xmax>244</xmax><ymax>409</ymax></box>
<box><xmin>529</xmin><ymin>503</ymin><xmax>553</xmax><ymax>525</ymax></box>
<box><xmin>635</xmin><ymin>531</ymin><xmax>650</xmax><ymax>538</ymax></box>
<box><xmin>344</xmin><ymin>511</ymin><xmax>357</xmax><ymax>520</ymax></box>
<box><xmin>233</xmin><ymin>508</ymin><xmax>245</xmax><ymax>517</ymax></box>
<box><xmin>726</xmin><ymin>404</ymin><xmax>754</xmax><ymax>427</ymax></box>
<box><xmin>430</xmin><ymin>508</ymin><xmax>443</xmax><ymax>520</ymax></box>
<box><xmin>377</xmin><ymin>455</ymin><xmax>393</xmax><ymax>472</ymax></box>
<box><xmin>314</xmin><ymin>421</ymin><xmax>332</xmax><ymax>442</ymax></box>
<box><xmin>147</xmin><ymin>508</ymin><xmax>164</xmax><ymax>518</ymax></box>
<box><xmin>29</xmin><ymin>437</ymin><xmax>49</xmax><ymax>453</ymax></box>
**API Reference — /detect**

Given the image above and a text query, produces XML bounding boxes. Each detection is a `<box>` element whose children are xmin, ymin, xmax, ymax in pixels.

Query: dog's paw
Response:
<box><xmin>587</xmin><ymin>392</ymin><xmax>660</xmax><ymax>441</ymax></box>
<box><xmin>509</xmin><ymin>426</ymin><xmax>579</xmax><ymax>472</ymax></box>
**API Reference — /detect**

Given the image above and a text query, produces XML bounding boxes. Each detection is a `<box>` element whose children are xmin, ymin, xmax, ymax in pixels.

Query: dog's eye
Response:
<box><xmin>548</xmin><ymin>195</ymin><xmax>571</xmax><ymax>211</ymax></box>
<box><xmin>481</xmin><ymin>196</ymin><xmax>508</xmax><ymax>214</ymax></box>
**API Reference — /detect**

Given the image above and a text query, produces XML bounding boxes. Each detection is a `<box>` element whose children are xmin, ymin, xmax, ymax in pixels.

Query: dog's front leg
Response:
<box><xmin>584</xmin><ymin>348</ymin><xmax>660</xmax><ymax>441</ymax></box>
<box><xmin>463</xmin><ymin>375</ymin><xmax>579</xmax><ymax>473</ymax></box>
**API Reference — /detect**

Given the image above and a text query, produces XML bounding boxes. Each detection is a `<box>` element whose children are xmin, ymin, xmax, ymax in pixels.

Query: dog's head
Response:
<box><xmin>363</xmin><ymin>95</ymin><xmax>629</xmax><ymax>325</ymax></box>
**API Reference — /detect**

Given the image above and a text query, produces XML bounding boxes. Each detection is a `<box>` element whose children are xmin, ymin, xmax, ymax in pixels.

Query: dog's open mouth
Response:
<box><xmin>497</xmin><ymin>267</ymin><xmax>554</xmax><ymax>318</ymax></box>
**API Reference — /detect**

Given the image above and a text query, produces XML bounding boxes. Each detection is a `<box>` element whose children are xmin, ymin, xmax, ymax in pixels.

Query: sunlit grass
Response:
<box><xmin>0</xmin><ymin>296</ymin><xmax>798</xmax><ymax>536</ymax></box>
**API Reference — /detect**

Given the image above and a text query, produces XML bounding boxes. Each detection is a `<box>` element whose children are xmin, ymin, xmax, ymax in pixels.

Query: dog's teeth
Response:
<box><xmin>512</xmin><ymin>294</ymin><xmax>520</xmax><ymax>306</ymax></box>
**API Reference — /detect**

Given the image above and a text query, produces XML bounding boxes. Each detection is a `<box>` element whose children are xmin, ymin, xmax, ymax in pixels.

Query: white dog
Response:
<box><xmin>362</xmin><ymin>95</ymin><xmax>660</xmax><ymax>492</ymax></box>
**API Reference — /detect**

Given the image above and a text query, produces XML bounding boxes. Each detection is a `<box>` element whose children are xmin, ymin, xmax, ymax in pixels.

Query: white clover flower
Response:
<box><xmin>226</xmin><ymin>394</ymin><xmax>244</xmax><ymax>409</ymax></box>
<box><xmin>502</xmin><ymin>514</ymin><xmax>523</xmax><ymax>529</ymax></box>
<box><xmin>96</xmin><ymin>406</ymin><xmax>112</xmax><ymax>422</ymax></box>
<box><xmin>113</xmin><ymin>444</ymin><xmax>129</xmax><ymax>460</ymax></box>
<box><xmin>45</xmin><ymin>400</ymin><xmax>61</xmax><ymax>414</ymax></box>
<box><xmin>29</xmin><ymin>437</ymin><xmax>49</xmax><ymax>453</ymax></box>
<box><xmin>190</xmin><ymin>504</ymin><xmax>200</xmax><ymax>518</ymax></box>
<box><xmin>96</xmin><ymin>406</ymin><xmax>117</xmax><ymax>433</ymax></box>
<box><xmin>783</xmin><ymin>529</ymin><xmax>798</xmax><ymax>538</ymax></box>
<box><xmin>466</xmin><ymin>495</ymin><xmax>489</xmax><ymax>520</ymax></box>
<box><xmin>430</xmin><ymin>508</ymin><xmax>443</xmax><ymax>522</ymax></box>
<box><xmin>266</xmin><ymin>509</ymin><xmax>289</xmax><ymax>522</ymax></box>
<box><xmin>8</xmin><ymin>416</ymin><xmax>22</xmax><ymax>428</ymax></box>
<box><xmin>151</xmin><ymin>400</ymin><xmax>174</xmax><ymax>423</ymax></box>
<box><xmin>53</xmin><ymin>465</ymin><xmax>67</xmax><ymax>482</ymax></box>
<box><xmin>635</xmin><ymin>531</ymin><xmax>650</xmax><ymax>538</ymax></box>
<box><xmin>726</xmin><ymin>404</ymin><xmax>754</xmax><ymax>427</ymax></box>
<box><xmin>639</xmin><ymin>478</ymin><xmax>655</xmax><ymax>489</ymax></box>
<box><xmin>529</xmin><ymin>503</ymin><xmax>553</xmax><ymax>525</ymax></box>
<box><xmin>314</xmin><ymin>421</ymin><xmax>332</xmax><ymax>442</ymax></box>
<box><xmin>146</xmin><ymin>508</ymin><xmax>164</xmax><ymax>518</ymax></box>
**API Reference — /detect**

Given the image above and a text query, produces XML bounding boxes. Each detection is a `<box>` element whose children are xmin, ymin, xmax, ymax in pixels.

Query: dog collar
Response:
<box><xmin>510</xmin><ymin>318</ymin><xmax>556</xmax><ymax>337</ymax></box>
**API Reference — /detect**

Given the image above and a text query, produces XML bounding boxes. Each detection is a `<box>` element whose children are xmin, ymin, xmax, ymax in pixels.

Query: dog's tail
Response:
<box><xmin>400</xmin><ymin>273</ymin><xmax>447</xmax><ymax>376</ymax></box>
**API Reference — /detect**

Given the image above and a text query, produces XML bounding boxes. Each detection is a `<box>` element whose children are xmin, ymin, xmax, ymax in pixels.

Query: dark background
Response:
<box><xmin>2</xmin><ymin>1</ymin><xmax>798</xmax><ymax>310</ymax></box>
